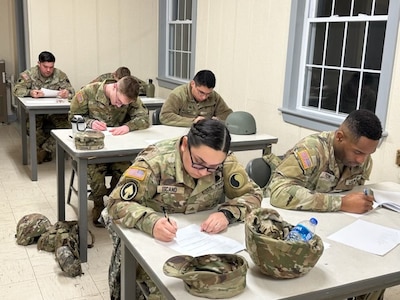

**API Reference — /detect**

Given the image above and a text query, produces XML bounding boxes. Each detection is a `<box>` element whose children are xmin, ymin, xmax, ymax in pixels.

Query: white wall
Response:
<box><xmin>25</xmin><ymin>0</ymin><xmax>400</xmax><ymax>184</ymax></box>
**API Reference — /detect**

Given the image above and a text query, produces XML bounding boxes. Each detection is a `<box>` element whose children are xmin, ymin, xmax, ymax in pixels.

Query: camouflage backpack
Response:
<box><xmin>37</xmin><ymin>220</ymin><xmax>94</xmax><ymax>277</ymax></box>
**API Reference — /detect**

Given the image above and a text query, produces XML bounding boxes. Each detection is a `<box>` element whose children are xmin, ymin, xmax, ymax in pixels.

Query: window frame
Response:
<box><xmin>281</xmin><ymin>0</ymin><xmax>400</xmax><ymax>132</ymax></box>
<box><xmin>158</xmin><ymin>0</ymin><xmax>198</xmax><ymax>90</ymax></box>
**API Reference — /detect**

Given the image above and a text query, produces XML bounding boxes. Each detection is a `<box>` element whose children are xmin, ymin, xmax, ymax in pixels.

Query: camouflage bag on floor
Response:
<box><xmin>37</xmin><ymin>220</ymin><xmax>94</xmax><ymax>277</ymax></box>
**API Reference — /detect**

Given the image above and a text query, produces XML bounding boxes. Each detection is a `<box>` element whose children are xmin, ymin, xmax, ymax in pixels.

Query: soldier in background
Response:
<box><xmin>159</xmin><ymin>69</ymin><xmax>233</xmax><ymax>127</ymax></box>
<box><xmin>13</xmin><ymin>51</ymin><xmax>75</xmax><ymax>163</ymax></box>
<box><xmin>103</xmin><ymin>119</ymin><xmax>262</xmax><ymax>299</ymax></box>
<box><xmin>89</xmin><ymin>66</ymin><xmax>147</xmax><ymax>96</ymax></box>
<box><xmin>69</xmin><ymin>76</ymin><xmax>149</xmax><ymax>227</ymax></box>
<box><xmin>266</xmin><ymin>109</ymin><xmax>384</xmax><ymax>300</ymax></box>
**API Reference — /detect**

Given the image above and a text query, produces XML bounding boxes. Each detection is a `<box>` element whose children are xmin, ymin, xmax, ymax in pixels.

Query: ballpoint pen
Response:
<box><xmin>363</xmin><ymin>188</ymin><xmax>370</xmax><ymax>196</ymax></box>
<box><xmin>162</xmin><ymin>206</ymin><xmax>171</xmax><ymax>223</ymax></box>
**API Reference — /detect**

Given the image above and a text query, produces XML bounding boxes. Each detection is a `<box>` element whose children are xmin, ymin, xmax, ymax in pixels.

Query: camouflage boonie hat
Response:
<box><xmin>15</xmin><ymin>213</ymin><xmax>52</xmax><ymax>246</ymax></box>
<box><xmin>163</xmin><ymin>254</ymin><xmax>248</xmax><ymax>298</ymax></box>
<box><xmin>245</xmin><ymin>208</ymin><xmax>324</xmax><ymax>279</ymax></box>
<box><xmin>74</xmin><ymin>130</ymin><xmax>104</xmax><ymax>150</ymax></box>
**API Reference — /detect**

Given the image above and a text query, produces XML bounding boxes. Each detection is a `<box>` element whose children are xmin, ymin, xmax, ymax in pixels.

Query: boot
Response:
<box><xmin>92</xmin><ymin>197</ymin><xmax>105</xmax><ymax>227</ymax></box>
<box><xmin>37</xmin><ymin>149</ymin><xmax>48</xmax><ymax>164</ymax></box>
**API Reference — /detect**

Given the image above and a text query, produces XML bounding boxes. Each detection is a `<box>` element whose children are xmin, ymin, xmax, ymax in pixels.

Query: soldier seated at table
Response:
<box><xmin>103</xmin><ymin>119</ymin><xmax>262</xmax><ymax>299</ymax></box>
<box><xmin>159</xmin><ymin>70</ymin><xmax>233</xmax><ymax>127</ymax></box>
<box><xmin>69</xmin><ymin>75</ymin><xmax>149</xmax><ymax>227</ymax></box>
<box><xmin>13</xmin><ymin>51</ymin><xmax>75</xmax><ymax>164</ymax></box>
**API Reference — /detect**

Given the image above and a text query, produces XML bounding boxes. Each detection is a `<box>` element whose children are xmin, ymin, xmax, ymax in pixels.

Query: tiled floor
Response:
<box><xmin>0</xmin><ymin>122</ymin><xmax>399</xmax><ymax>300</ymax></box>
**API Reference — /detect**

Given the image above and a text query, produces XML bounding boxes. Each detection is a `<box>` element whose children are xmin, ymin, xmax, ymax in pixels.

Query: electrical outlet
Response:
<box><xmin>397</xmin><ymin>150</ymin><xmax>400</xmax><ymax>166</ymax></box>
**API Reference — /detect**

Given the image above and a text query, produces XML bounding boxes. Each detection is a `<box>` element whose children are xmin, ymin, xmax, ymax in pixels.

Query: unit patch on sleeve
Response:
<box><xmin>229</xmin><ymin>172</ymin><xmax>245</xmax><ymax>189</ymax></box>
<box><xmin>120</xmin><ymin>181</ymin><xmax>138</xmax><ymax>201</ymax></box>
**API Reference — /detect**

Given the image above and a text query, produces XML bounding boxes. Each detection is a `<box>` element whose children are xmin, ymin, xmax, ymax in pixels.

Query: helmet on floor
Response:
<box><xmin>16</xmin><ymin>213</ymin><xmax>52</xmax><ymax>246</ymax></box>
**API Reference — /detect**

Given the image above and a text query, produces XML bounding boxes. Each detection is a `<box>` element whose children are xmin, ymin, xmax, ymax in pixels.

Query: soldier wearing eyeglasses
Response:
<box><xmin>160</xmin><ymin>69</ymin><xmax>233</xmax><ymax>127</ymax></box>
<box><xmin>104</xmin><ymin>119</ymin><xmax>262</xmax><ymax>299</ymax></box>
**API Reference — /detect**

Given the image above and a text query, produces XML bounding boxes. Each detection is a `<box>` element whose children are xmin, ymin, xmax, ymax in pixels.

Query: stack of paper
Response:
<box><xmin>372</xmin><ymin>189</ymin><xmax>400</xmax><ymax>213</ymax></box>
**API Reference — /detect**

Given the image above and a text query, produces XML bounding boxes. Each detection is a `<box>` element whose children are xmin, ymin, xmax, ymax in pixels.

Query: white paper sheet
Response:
<box><xmin>327</xmin><ymin>219</ymin><xmax>400</xmax><ymax>256</ymax></box>
<box><xmin>160</xmin><ymin>224</ymin><xmax>245</xmax><ymax>256</ymax></box>
<box><xmin>40</xmin><ymin>88</ymin><xmax>60</xmax><ymax>97</ymax></box>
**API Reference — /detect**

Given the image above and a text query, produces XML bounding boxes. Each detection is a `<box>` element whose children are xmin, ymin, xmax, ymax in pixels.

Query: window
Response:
<box><xmin>281</xmin><ymin>0</ymin><xmax>400</xmax><ymax>131</ymax></box>
<box><xmin>158</xmin><ymin>0</ymin><xmax>197</xmax><ymax>89</ymax></box>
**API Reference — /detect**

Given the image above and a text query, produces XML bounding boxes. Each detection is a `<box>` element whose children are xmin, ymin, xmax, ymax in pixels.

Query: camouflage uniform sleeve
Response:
<box><xmin>213</xmin><ymin>92</ymin><xmax>233</xmax><ymax>121</ymax></box>
<box><xmin>68</xmin><ymin>89</ymin><xmax>90</xmax><ymax>123</ymax></box>
<box><xmin>219</xmin><ymin>153</ymin><xmax>262</xmax><ymax>222</ymax></box>
<box><xmin>268</xmin><ymin>153</ymin><xmax>342</xmax><ymax>212</ymax></box>
<box><xmin>107</xmin><ymin>159</ymin><xmax>162</xmax><ymax>236</ymax></box>
<box><xmin>54</xmin><ymin>69</ymin><xmax>75</xmax><ymax>99</ymax></box>
<box><xmin>13</xmin><ymin>71</ymin><xmax>32</xmax><ymax>97</ymax></box>
<box><xmin>160</xmin><ymin>87</ymin><xmax>195</xmax><ymax>127</ymax></box>
<box><xmin>124</xmin><ymin>98</ymin><xmax>150</xmax><ymax>131</ymax></box>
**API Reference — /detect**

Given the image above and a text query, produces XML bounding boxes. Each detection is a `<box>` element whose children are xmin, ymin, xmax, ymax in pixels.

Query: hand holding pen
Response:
<box><xmin>153</xmin><ymin>207</ymin><xmax>178</xmax><ymax>242</ymax></box>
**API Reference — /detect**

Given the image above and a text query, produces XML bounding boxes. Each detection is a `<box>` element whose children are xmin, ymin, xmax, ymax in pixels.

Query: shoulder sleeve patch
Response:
<box><xmin>21</xmin><ymin>73</ymin><xmax>30</xmax><ymax>81</ymax></box>
<box><xmin>297</xmin><ymin>149</ymin><xmax>312</xmax><ymax>169</ymax></box>
<box><xmin>125</xmin><ymin>166</ymin><xmax>147</xmax><ymax>181</ymax></box>
<box><xmin>120</xmin><ymin>181</ymin><xmax>138</xmax><ymax>201</ymax></box>
<box><xmin>76</xmin><ymin>91</ymin><xmax>84</xmax><ymax>103</ymax></box>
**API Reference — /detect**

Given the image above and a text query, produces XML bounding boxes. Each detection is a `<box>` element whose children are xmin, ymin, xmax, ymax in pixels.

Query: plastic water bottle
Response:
<box><xmin>286</xmin><ymin>218</ymin><xmax>318</xmax><ymax>242</ymax></box>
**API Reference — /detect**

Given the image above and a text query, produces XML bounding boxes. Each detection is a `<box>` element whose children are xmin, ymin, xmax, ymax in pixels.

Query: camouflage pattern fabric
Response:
<box><xmin>159</xmin><ymin>83</ymin><xmax>233</xmax><ymax>127</ymax></box>
<box><xmin>69</xmin><ymin>79</ymin><xmax>149</xmax><ymax>200</ymax></box>
<box><xmin>104</xmin><ymin>137</ymin><xmax>261</xmax><ymax>299</ymax></box>
<box><xmin>15</xmin><ymin>213</ymin><xmax>52</xmax><ymax>246</ymax></box>
<box><xmin>55</xmin><ymin>246</ymin><xmax>82</xmax><ymax>277</ymax></box>
<box><xmin>107</xmin><ymin>137</ymin><xmax>262</xmax><ymax>236</ymax></box>
<box><xmin>163</xmin><ymin>254</ymin><xmax>248</xmax><ymax>298</ymax></box>
<box><xmin>13</xmin><ymin>65</ymin><xmax>75</xmax><ymax>158</ymax></box>
<box><xmin>268</xmin><ymin>131</ymin><xmax>373</xmax><ymax>211</ymax></box>
<box><xmin>245</xmin><ymin>208</ymin><xmax>324</xmax><ymax>279</ymax></box>
<box><xmin>74</xmin><ymin>130</ymin><xmax>105</xmax><ymax>150</ymax></box>
<box><xmin>90</xmin><ymin>73</ymin><xmax>147</xmax><ymax>96</ymax></box>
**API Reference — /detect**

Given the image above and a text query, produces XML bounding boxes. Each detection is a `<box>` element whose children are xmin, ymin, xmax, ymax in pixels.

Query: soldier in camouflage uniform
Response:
<box><xmin>89</xmin><ymin>66</ymin><xmax>147</xmax><ymax>96</ymax></box>
<box><xmin>104</xmin><ymin>119</ymin><xmax>262</xmax><ymax>300</ymax></box>
<box><xmin>13</xmin><ymin>51</ymin><xmax>75</xmax><ymax>163</ymax></box>
<box><xmin>69</xmin><ymin>76</ymin><xmax>149</xmax><ymax>227</ymax></box>
<box><xmin>267</xmin><ymin>109</ymin><xmax>384</xmax><ymax>300</ymax></box>
<box><xmin>159</xmin><ymin>70</ymin><xmax>233</xmax><ymax>127</ymax></box>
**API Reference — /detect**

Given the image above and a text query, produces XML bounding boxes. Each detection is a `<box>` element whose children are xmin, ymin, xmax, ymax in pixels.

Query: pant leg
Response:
<box><xmin>88</xmin><ymin>164</ymin><xmax>109</xmax><ymax>198</ymax></box>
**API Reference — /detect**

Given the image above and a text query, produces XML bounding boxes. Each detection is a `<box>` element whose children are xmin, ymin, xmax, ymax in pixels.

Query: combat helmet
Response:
<box><xmin>245</xmin><ymin>208</ymin><xmax>324</xmax><ymax>279</ymax></box>
<box><xmin>225</xmin><ymin>111</ymin><xmax>256</xmax><ymax>135</ymax></box>
<box><xmin>163</xmin><ymin>254</ymin><xmax>248</xmax><ymax>298</ymax></box>
<box><xmin>15</xmin><ymin>213</ymin><xmax>52</xmax><ymax>246</ymax></box>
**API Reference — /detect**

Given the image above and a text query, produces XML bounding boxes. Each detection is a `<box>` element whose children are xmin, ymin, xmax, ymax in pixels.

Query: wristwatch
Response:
<box><xmin>219</xmin><ymin>209</ymin><xmax>236</xmax><ymax>224</ymax></box>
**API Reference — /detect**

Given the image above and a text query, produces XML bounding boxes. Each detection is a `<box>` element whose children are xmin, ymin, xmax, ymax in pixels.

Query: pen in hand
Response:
<box><xmin>363</xmin><ymin>188</ymin><xmax>369</xmax><ymax>196</ymax></box>
<box><xmin>162</xmin><ymin>206</ymin><xmax>171</xmax><ymax>224</ymax></box>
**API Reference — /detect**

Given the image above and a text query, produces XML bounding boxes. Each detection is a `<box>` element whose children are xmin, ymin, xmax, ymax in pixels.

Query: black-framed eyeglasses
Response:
<box><xmin>195</xmin><ymin>85</ymin><xmax>212</xmax><ymax>98</ymax></box>
<box><xmin>187</xmin><ymin>143</ymin><xmax>223</xmax><ymax>172</ymax></box>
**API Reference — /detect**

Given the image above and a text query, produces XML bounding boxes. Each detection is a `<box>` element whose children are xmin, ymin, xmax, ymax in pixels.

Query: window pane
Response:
<box><xmin>344</xmin><ymin>22</ymin><xmax>365</xmax><ymax>68</ymax></box>
<box><xmin>339</xmin><ymin>72</ymin><xmax>378</xmax><ymax>113</ymax></box>
<box><xmin>326</xmin><ymin>23</ymin><xmax>345</xmax><ymax>67</ymax></box>
<box><xmin>353</xmin><ymin>0</ymin><xmax>373</xmax><ymax>16</ymax></box>
<box><xmin>168</xmin><ymin>50</ymin><xmax>176</xmax><ymax>76</ymax></box>
<box><xmin>182</xmin><ymin>52</ymin><xmax>190</xmax><ymax>79</ymax></box>
<box><xmin>175</xmin><ymin>52</ymin><xmax>182</xmax><ymax>77</ymax></box>
<box><xmin>316</xmin><ymin>0</ymin><xmax>333</xmax><ymax>17</ymax></box>
<box><xmin>334</xmin><ymin>0</ymin><xmax>352</xmax><ymax>16</ymax></box>
<box><xmin>365</xmin><ymin>21</ymin><xmax>386</xmax><ymax>70</ymax></box>
<box><xmin>321</xmin><ymin>69</ymin><xmax>339</xmax><ymax>110</ymax></box>
<box><xmin>304</xmin><ymin>67</ymin><xmax>322</xmax><ymax>108</ymax></box>
<box><xmin>375</xmin><ymin>0</ymin><xmax>389</xmax><ymax>15</ymax></box>
<box><xmin>183</xmin><ymin>24</ymin><xmax>191</xmax><ymax>51</ymax></box>
<box><xmin>171</xmin><ymin>0</ymin><xmax>178</xmax><ymax>20</ymax></box>
<box><xmin>310</xmin><ymin>23</ymin><xmax>326</xmax><ymax>65</ymax></box>
<box><xmin>186</xmin><ymin>0</ymin><xmax>192</xmax><ymax>19</ymax></box>
<box><xmin>176</xmin><ymin>24</ymin><xmax>182</xmax><ymax>51</ymax></box>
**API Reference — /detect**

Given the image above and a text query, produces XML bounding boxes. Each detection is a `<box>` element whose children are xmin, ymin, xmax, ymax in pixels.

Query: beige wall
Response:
<box><xmin>24</xmin><ymin>0</ymin><xmax>400</xmax><ymax>183</ymax></box>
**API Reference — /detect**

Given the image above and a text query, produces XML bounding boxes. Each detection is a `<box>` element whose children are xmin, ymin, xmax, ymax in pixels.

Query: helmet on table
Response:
<box><xmin>245</xmin><ymin>208</ymin><xmax>324</xmax><ymax>279</ymax></box>
<box><xmin>225</xmin><ymin>111</ymin><xmax>256</xmax><ymax>135</ymax></box>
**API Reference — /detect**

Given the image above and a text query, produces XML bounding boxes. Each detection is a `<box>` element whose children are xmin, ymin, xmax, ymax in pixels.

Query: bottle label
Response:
<box><xmin>292</xmin><ymin>224</ymin><xmax>313</xmax><ymax>241</ymax></box>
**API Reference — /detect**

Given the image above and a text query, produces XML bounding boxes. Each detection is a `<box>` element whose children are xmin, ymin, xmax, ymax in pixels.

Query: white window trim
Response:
<box><xmin>281</xmin><ymin>0</ymin><xmax>400</xmax><ymax>133</ymax></box>
<box><xmin>158</xmin><ymin>0</ymin><xmax>197</xmax><ymax>90</ymax></box>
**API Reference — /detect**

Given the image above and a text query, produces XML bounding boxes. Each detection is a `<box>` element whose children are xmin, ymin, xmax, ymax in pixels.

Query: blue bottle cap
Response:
<box><xmin>309</xmin><ymin>217</ymin><xmax>318</xmax><ymax>225</ymax></box>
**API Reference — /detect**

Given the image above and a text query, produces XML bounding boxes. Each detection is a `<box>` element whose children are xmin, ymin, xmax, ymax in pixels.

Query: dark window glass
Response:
<box><xmin>325</xmin><ymin>23</ymin><xmax>345</xmax><ymax>67</ymax></box>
